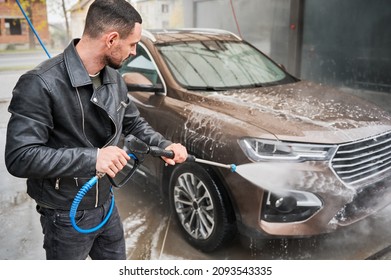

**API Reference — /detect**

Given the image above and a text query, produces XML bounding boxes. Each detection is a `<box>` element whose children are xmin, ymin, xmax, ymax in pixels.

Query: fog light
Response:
<box><xmin>262</xmin><ymin>190</ymin><xmax>322</xmax><ymax>223</ymax></box>
<box><xmin>270</xmin><ymin>196</ymin><xmax>297</xmax><ymax>213</ymax></box>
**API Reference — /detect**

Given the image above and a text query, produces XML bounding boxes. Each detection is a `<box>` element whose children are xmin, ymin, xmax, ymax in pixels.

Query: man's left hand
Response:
<box><xmin>162</xmin><ymin>143</ymin><xmax>188</xmax><ymax>165</ymax></box>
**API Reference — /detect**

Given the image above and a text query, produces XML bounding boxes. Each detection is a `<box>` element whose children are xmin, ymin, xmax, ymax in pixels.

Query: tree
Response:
<box><xmin>47</xmin><ymin>0</ymin><xmax>78</xmax><ymax>44</ymax></box>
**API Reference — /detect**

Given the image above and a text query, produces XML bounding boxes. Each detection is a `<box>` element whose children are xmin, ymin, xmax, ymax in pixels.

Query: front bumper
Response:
<box><xmin>226</xmin><ymin>160</ymin><xmax>391</xmax><ymax>238</ymax></box>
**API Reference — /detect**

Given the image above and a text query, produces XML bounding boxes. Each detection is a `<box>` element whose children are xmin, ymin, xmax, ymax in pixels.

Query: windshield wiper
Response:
<box><xmin>249</xmin><ymin>83</ymin><xmax>264</xmax><ymax>88</ymax></box>
<box><xmin>185</xmin><ymin>85</ymin><xmax>228</xmax><ymax>91</ymax></box>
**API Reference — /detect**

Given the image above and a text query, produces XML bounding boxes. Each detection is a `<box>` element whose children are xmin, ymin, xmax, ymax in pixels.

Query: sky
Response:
<box><xmin>46</xmin><ymin>0</ymin><xmax>78</xmax><ymax>24</ymax></box>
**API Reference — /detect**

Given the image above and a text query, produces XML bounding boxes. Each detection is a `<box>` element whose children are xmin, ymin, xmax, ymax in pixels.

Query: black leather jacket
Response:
<box><xmin>5</xmin><ymin>40</ymin><xmax>171</xmax><ymax>210</ymax></box>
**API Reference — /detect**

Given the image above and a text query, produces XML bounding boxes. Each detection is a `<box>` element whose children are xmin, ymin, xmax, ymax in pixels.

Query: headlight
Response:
<box><xmin>239</xmin><ymin>138</ymin><xmax>337</xmax><ymax>161</ymax></box>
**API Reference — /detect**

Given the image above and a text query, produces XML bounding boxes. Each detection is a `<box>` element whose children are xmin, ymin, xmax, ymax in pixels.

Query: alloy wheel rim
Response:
<box><xmin>173</xmin><ymin>172</ymin><xmax>215</xmax><ymax>240</ymax></box>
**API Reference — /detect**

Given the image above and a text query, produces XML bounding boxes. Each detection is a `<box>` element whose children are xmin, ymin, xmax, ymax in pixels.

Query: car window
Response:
<box><xmin>157</xmin><ymin>41</ymin><xmax>293</xmax><ymax>90</ymax></box>
<box><xmin>119</xmin><ymin>44</ymin><xmax>163</xmax><ymax>86</ymax></box>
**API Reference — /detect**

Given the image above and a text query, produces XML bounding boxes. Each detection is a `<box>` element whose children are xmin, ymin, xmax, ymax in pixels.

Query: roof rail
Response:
<box><xmin>142</xmin><ymin>28</ymin><xmax>242</xmax><ymax>42</ymax></box>
<box><xmin>179</xmin><ymin>28</ymin><xmax>242</xmax><ymax>40</ymax></box>
<box><xmin>142</xmin><ymin>29</ymin><xmax>157</xmax><ymax>42</ymax></box>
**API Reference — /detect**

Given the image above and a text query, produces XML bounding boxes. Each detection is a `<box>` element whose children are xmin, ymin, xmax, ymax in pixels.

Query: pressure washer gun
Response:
<box><xmin>109</xmin><ymin>134</ymin><xmax>237</xmax><ymax>189</ymax></box>
<box><xmin>107</xmin><ymin>134</ymin><xmax>176</xmax><ymax>188</ymax></box>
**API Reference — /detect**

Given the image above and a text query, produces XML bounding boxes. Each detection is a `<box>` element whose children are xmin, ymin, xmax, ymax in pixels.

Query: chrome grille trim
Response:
<box><xmin>331</xmin><ymin>131</ymin><xmax>391</xmax><ymax>185</ymax></box>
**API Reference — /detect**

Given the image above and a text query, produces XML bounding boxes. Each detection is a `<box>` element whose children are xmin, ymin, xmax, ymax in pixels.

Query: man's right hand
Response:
<box><xmin>96</xmin><ymin>146</ymin><xmax>130</xmax><ymax>178</ymax></box>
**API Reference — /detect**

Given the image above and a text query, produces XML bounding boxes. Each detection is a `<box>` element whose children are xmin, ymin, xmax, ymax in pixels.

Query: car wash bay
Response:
<box><xmin>1</xmin><ymin>0</ymin><xmax>391</xmax><ymax>258</ymax></box>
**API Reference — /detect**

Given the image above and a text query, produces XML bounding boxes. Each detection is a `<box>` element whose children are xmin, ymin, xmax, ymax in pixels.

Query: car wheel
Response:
<box><xmin>169</xmin><ymin>162</ymin><xmax>236</xmax><ymax>252</ymax></box>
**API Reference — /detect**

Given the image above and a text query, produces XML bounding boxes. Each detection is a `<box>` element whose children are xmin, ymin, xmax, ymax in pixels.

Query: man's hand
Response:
<box><xmin>96</xmin><ymin>146</ymin><xmax>130</xmax><ymax>178</ymax></box>
<box><xmin>162</xmin><ymin>143</ymin><xmax>188</xmax><ymax>165</ymax></box>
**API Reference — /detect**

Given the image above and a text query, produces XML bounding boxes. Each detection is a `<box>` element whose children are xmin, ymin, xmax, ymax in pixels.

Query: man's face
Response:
<box><xmin>106</xmin><ymin>23</ymin><xmax>142</xmax><ymax>69</ymax></box>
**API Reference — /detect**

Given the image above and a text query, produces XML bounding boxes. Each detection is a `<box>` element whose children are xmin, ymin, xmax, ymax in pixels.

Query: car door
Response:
<box><xmin>119</xmin><ymin>43</ymin><xmax>188</xmax><ymax>181</ymax></box>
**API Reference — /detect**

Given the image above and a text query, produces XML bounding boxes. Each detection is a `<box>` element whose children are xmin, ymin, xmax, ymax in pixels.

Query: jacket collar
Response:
<box><xmin>64</xmin><ymin>39</ymin><xmax>117</xmax><ymax>88</ymax></box>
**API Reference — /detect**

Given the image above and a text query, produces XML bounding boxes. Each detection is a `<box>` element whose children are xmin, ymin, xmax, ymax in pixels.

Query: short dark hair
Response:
<box><xmin>83</xmin><ymin>0</ymin><xmax>142</xmax><ymax>39</ymax></box>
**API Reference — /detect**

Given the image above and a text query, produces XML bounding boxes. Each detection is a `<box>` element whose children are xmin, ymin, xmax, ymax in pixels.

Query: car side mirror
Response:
<box><xmin>126</xmin><ymin>83</ymin><xmax>164</xmax><ymax>93</ymax></box>
<box><xmin>122</xmin><ymin>73</ymin><xmax>164</xmax><ymax>93</ymax></box>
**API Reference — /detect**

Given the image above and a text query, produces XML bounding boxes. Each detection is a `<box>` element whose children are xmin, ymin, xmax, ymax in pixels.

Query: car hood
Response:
<box><xmin>196</xmin><ymin>81</ymin><xmax>391</xmax><ymax>143</ymax></box>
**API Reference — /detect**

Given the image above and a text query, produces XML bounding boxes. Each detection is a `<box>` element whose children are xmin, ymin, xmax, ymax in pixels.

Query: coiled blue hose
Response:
<box><xmin>69</xmin><ymin>153</ymin><xmax>138</xmax><ymax>233</ymax></box>
<box><xmin>69</xmin><ymin>176</ymin><xmax>115</xmax><ymax>234</ymax></box>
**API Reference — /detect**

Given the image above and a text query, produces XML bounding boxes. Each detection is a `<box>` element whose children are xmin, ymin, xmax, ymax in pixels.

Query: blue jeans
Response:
<box><xmin>36</xmin><ymin>197</ymin><xmax>126</xmax><ymax>260</ymax></box>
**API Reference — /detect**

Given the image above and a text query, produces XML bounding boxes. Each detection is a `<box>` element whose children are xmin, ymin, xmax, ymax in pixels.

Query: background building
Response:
<box><xmin>68</xmin><ymin>0</ymin><xmax>92</xmax><ymax>38</ymax></box>
<box><xmin>0</xmin><ymin>0</ymin><xmax>50</xmax><ymax>50</ymax></box>
<box><xmin>132</xmin><ymin>0</ymin><xmax>177</xmax><ymax>29</ymax></box>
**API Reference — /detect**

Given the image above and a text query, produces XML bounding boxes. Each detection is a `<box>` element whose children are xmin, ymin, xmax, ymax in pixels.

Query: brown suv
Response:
<box><xmin>118</xmin><ymin>28</ymin><xmax>391</xmax><ymax>252</ymax></box>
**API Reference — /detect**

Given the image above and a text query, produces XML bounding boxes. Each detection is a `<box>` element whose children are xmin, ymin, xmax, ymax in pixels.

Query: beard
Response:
<box><xmin>104</xmin><ymin>49</ymin><xmax>129</xmax><ymax>70</ymax></box>
<box><xmin>105</xmin><ymin>55</ymin><xmax>123</xmax><ymax>69</ymax></box>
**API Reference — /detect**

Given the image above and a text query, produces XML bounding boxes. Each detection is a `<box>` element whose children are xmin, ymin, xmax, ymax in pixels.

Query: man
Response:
<box><xmin>5</xmin><ymin>0</ymin><xmax>187</xmax><ymax>260</ymax></box>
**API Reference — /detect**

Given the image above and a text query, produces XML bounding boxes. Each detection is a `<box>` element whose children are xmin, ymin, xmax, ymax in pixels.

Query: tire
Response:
<box><xmin>168</xmin><ymin>162</ymin><xmax>236</xmax><ymax>252</ymax></box>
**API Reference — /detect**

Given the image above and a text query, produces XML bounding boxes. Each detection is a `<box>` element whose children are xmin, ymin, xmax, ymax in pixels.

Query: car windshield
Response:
<box><xmin>157</xmin><ymin>41</ymin><xmax>294</xmax><ymax>90</ymax></box>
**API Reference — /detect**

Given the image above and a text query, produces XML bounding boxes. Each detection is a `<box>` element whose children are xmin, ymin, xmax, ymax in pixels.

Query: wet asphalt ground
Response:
<box><xmin>0</xmin><ymin>55</ymin><xmax>390</xmax><ymax>260</ymax></box>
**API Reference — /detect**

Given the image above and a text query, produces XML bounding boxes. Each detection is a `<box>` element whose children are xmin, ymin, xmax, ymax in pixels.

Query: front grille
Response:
<box><xmin>331</xmin><ymin>131</ymin><xmax>391</xmax><ymax>185</ymax></box>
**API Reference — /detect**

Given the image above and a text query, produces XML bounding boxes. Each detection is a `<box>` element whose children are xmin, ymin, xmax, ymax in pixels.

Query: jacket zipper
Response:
<box><xmin>118</xmin><ymin>101</ymin><xmax>129</xmax><ymax>111</ymax></box>
<box><xmin>55</xmin><ymin>178</ymin><xmax>60</xmax><ymax>190</ymax></box>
